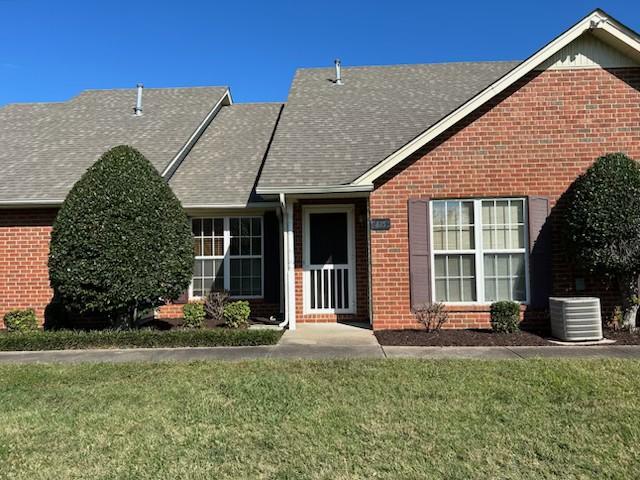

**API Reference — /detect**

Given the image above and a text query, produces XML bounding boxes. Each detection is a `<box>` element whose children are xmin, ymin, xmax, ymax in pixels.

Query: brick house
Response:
<box><xmin>1</xmin><ymin>9</ymin><xmax>639</xmax><ymax>330</ymax></box>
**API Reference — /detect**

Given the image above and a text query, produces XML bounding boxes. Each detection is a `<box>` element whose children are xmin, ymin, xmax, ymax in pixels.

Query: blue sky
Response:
<box><xmin>0</xmin><ymin>1</ymin><xmax>638</xmax><ymax>106</ymax></box>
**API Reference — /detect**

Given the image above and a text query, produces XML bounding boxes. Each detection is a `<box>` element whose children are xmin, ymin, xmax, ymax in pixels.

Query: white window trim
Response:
<box><xmin>429</xmin><ymin>198</ymin><xmax>530</xmax><ymax>306</ymax></box>
<box><xmin>189</xmin><ymin>215</ymin><xmax>264</xmax><ymax>300</ymax></box>
<box><xmin>302</xmin><ymin>205</ymin><xmax>356</xmax><ymax>314</ymax></box>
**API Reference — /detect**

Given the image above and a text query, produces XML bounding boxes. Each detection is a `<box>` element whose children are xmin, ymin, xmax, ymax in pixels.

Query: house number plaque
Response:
<box><xmin>370</xmin><ymin>218</ymin><xmax>391</xmax><ymax>231</ymax></box>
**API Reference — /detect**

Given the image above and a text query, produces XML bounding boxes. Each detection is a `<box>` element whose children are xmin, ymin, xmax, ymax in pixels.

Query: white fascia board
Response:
<box><xmin>0</xmin><ymin>199</ymin><xmax>64</xmax><ymax>208</ymax></box>
<box><xmin>256</xmin><ymin>184</ymin><xmax>373</xmax><ymax>195</ymax></box>
<box><xmin>161</xmin><ymin>89</ymin><xmax>232</xmax><ymax>179</ymax></box>
<box><xmin>352</xmin><ymin>9</ymin><xmax>639</xmax><ymax>186</ymax></box>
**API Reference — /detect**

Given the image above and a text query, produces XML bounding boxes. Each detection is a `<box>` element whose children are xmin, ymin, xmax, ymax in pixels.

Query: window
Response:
<box><xmin>431</xmin><ymin>199</ymin><xmax>528</xmax><ymax>303</ymax></box>
<box><xmin>191</xmin><ymin>217</ymin><xmax>263</xmax><ymax>298</ymax></box>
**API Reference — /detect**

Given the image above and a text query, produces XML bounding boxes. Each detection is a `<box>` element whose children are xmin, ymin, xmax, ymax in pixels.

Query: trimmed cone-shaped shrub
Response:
<box><xmin>49</xmin><ymin>145</ymin><xmax>192</xmax><ymax>323</ymax></box>
<box><xmin>564</xmin><ymin>152</ymin><xmax>640</xmax><ymax>329</ymax></box>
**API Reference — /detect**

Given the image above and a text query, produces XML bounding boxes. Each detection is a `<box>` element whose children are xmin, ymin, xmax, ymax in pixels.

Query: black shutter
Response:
<box><xmin>263</xmin><ymin>210</ymin><xmax>280</xmax><ymax>303</ymax></box>
<box><xmin>528</xmin><ymin>196</ymin><xmax>552</xmax><ymax>309</ymax></box>
<box><xmin>408</xmin><ymin>198</ymin><xmax>431</xmax><ymax>308</ymax></box>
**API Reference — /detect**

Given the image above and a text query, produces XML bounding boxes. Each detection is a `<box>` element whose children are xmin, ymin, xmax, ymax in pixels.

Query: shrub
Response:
<box><xmin>3</xmin><ymin>309</ymin><xmax>38</xmax><ymax>332</ymax></box>
<box><xmin>413</xmin><ymin>302</ymin><xmax>448</xmax><ymax>332</ymax></box>
<box><xmin>564</xmin><ymin>153</ymin><xmax>640</xmax><ymax>329</ymax></box>
<box><xmin>490</xmin><ymin>301</ymin><xmax>520</xmax><ymax>333</ymax></box>
<box><xmin>204</xmin><ymin>289</ymin><xmax>230</xmax><ymax>321</ymax></box>
<box><xmin>183</xmin><ymin>301</ymin><xmax>205</xmax><ymax>328</ymax></box>
<box><xmin>0</xmin><ymin>328</ymin><xmax>283</xmax><ymax>351</ymax></box>
<box><xmin>49</xmin><ymin>145</ymin><xmax>193</xmax><ymax>326</ymax></box>
<box><xmin>223</xmin><ymin>301</ymin><xmax>251</xmax><ymax>329</ymax></box>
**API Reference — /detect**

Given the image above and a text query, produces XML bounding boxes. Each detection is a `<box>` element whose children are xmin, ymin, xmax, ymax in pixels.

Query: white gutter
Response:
<box><xmin>161</xmin><ymin>89</ymin><xmax>232</xmax><ymax>179</ymax></box>
<box><xmin>256</xmin><ymin>184</ymin><xmax>373</xmax><ymax>195</ymax></box>
<box><xmin>0</xmin><ymin>199</ymin><xmax>64</xmax><ymax>208</ymax></box>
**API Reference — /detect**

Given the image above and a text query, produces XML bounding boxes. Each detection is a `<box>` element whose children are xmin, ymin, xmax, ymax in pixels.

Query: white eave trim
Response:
<box><xmin>256</xmin><ymin>184</ymin><xmax>373</xmax><ymax>195</ymax></box>
<box><xmin>161</xmin><ymin>89</ymin><xmax>232</xmax><ymax>179</ymax></box>
<box><xmin>0</xmin><ymin>199</ymin><xmax>64</xmax><ymax>208</ymax></box>
<box><xmin>352</xmin><ymin>9</ymin><xmax>640</xmax><ymax>186</ymax></box>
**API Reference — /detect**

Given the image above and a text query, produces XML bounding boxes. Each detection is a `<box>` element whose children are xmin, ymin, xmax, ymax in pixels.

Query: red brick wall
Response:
<box><xmin>0</xmin><ymin>209</ymin><xmax>57</xmax><ymax>327</ymax></box>
<box><xmin>370</xmin><ymin>67</ymin><xmax>640</xmax><ymax>330</ymax></box>
<box><xmin>293</xmin><ymin>198</ymin><xmax>370</xmax><ymax>323</ymax></box>
<box><xmin>156</xmin><ymin>299</ymin><xmax>280</xmax><ymax>320</ymax></box>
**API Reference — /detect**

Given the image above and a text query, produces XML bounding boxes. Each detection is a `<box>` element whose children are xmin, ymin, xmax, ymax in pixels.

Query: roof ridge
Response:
<box><xmin>295</xmin><ymin>59</ymin><xmax>521</xmax><ymax>72</ymax></box>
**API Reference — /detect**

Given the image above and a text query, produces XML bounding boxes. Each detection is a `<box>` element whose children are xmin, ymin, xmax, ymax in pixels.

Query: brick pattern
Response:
<box><xmin>0</xmin><ymin>209</ymin><xmax>57</xmax><ymax>327</ymax></box>
<box><xmin>293</xmin><ymin>198</ymin><xmax>370</xmax><ymax>323</ymax></box>
<box><xmin>156</xmin><ymin>299</ymin><xmax>280</xmax><ymax>320</ymax></box>
<box><xmin>370</xmin><ymin>67</ymin><xmax>640</xmax><ymax>330</ymax></box>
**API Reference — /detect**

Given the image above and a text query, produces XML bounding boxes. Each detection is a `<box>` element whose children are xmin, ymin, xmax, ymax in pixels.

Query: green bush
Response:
<box><xmin>223</xmin><ymin>301</ymin><xmax>251</xmax><ymax>329</ymax></box>
<box><xmin>564</xmin><ymin>153</ymin><xmax>640</xmax><ymax>329</ymax></box>
<box><xmin>183</xmin><ymin>301</ymin><xmax>205</xmax><ymax>328</ymax></box>
<box><xmin>49</xmin><ymin>145</ymin><xmax>193</xmax><ymax>326</ymax></box>
<box><xmin>0</xmin><ymin>328</ymin><xmax>282</xmax><ymax>351</ymax></box>
<box><xmin>3</xmin><ymin>309</ymin><xmax>38</xmax><ymax>332</ymax></box>
<box><xmin>490</xmin><ymin>301</ymin><xmax>520</xmax><ymax>333</ymax></box>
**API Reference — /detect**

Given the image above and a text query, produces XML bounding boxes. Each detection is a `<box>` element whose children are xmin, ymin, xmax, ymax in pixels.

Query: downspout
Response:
<box><xmin>286</xmin><ymin>197</ymin><xmax>296</xmax><ymax>330</ymax></box>
<box><xmin>278</xmin><ymin>193</ymin><xmax>289</xmax><ymax>329</ymax></box>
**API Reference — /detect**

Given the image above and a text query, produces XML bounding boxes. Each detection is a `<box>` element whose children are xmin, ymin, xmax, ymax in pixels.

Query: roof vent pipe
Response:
<box><xmin>134</xmin><ymin>83</ymin><xmax>144</xmax><ymax>115</ymax></box>
<box><xmin>334</xmin><ymin>59</ymin><xmax>343</xmax><ymax>85</ymax></box>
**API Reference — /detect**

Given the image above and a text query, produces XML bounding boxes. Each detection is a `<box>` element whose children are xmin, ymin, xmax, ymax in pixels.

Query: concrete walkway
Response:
<box><xmin>0</xmin><ymin>323</ymin><xmax>639</xmax><ymax>363</ymax></box>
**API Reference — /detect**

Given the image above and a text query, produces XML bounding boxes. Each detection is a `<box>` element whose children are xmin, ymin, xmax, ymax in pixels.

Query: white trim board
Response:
<box><xmin>351</xmin><ymin>9</ymin><xmax>640</xmax><ymax>186</ymax></box>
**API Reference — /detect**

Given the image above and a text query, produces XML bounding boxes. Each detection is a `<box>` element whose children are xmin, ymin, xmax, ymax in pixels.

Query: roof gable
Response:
<box><xmin>351</xmin><ymin>9</ymin><xmax>640</xmax><ymax>186</ymax></box>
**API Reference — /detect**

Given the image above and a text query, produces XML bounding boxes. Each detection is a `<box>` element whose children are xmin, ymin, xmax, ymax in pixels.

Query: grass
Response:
<box><xmin>1</xmin><ymin>359</ymin><xmax>639</xmax><ymax>479</ymax></box>
<box><xmin>0</xmin><ymin>328</ymin><xmax>282</xmax><ymax>351</ymax></box>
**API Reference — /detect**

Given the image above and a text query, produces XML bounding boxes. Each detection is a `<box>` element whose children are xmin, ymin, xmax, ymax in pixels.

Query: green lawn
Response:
<box><xmin>1</xmin><ymin>360</ymin><xmax>639</xmax><ymax>479</ymax></box>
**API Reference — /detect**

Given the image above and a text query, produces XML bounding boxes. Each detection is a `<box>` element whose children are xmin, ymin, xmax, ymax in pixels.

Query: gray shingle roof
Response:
<box><xmin>258</xmin><ymin>61</ymin><xmax>520</xmax><ymax>188</ymax></box>
<box><xmin>169</xmin><ymin>103</ymin><xmax>282</xmax><ymax>207</ymax></box>
<box><xmin>0</xmin><ymin>87</ymin><xmax>228</xmax><ymax>203</ymax></box>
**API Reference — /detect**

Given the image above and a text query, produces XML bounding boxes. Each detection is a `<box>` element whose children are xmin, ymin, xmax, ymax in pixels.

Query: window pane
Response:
<box><xmin>252</xmin><ymin>238</ymin><xmax>261</xmax><ymax>256</ymax></box>
<box><xmin>193</xmin><ymin>238</ymin><xmax>202</xmax><ymax>256</ymax></box>
<box><xmin>230</xmin><ymin>237</ymin><xmax>240</xmax><ymax>256</ymax></box>
<box><xmin>484</xmin><ymin>278</ymin><xmax>496</xmax><ymax>302</ymax></box>
<box><xmin>497</xmin><ymin>278</ymin><xmax>510</xmax><ymax>300</ymax></box>
<box><xmin>461</xmin><ymin>255</ymin><xmax>475</xmax><ymax>276</ymax></box>
<box><xmin>251</xmin><ymin>258</ymin><xmax>261</xmax><ymax>277</ymax></box>
<box><xmin>193</xmin><ymin>279</ymin><xmax>203</xmax><ymax>297</ymax></box>
<box><xmin>231</xmin><ymin>258</ymin><xmax>241</xmax><ymax>276</ymax></box>
<box><xmin>230</xmin><ymin>278</ymin><xmax>241</xmax><ymax>295</ymax></box>
<box><xmin>202</xmin><ymin>260</ymin><xmax>213</xmax><ymax>277</ymax></box>
<box><xmin>230</xmin><ymin>218</ymin><xmax>239</xmax><ymax>236</ymax></box>
<box><xmin>462</xmin><ymin>278</ymin><xmax>476</xmax><ymax>301</ymax></box>
<box><xmin>433</xmin><ymin>227</ymin><xmax>445</xmax><ymax>250</ymax></box>
<box><xmin>214</xmin><ymin>259</ymin><xmax>224</xmax><ymax>278</ymax></box>
<box><xmin>447</xmin><ymin>228</ymin><xmax>459</xmax><ymax>250</ymax></box>
<box><xmin>203</xmin><ymin>277</ymin><xmax>214</xmax><ymax>293</ymax></box>
<box><xmin>240</xmin><ymin>238</ymin><xmax>250</xmax><ymax>255</ymax></box>
<box><xmin>496</xmin><ymin>255</ymin><xmax>509</xmax><ymax>276</ymax></box>
<box><xmin>460</xmin><ymin>227</ymin><xmax>474</xmax><ymax>249</ymax></box>
<box><xmin>203</xmin><ymin>238</ymin><xmax>213</xmax><ymax>256</ymax></box>
<box><xmin>203</xmin><ymin>218</ymin><xmax>213</xmax><ymax>236</ymax></box>
<box><xmin>242</xmin><ymin>259</ymin><xmax>251</xmax><ymax>276</ymax></box>
<box><xmin>513</xmin><ymin>277</ymin><xmax>526</xmax><ymax>301</ymax></box>
<box><xmin>446</xmin><ymin>202</ymin><xmax>459</xmax><ymax>225</ymax></box>
<box><xmin>447</xmin><ymin>256</ymin><xmax>460</xmax><ymax>277</ymax></box>
<box><xmin>251</xmin><ymin>277</ymin><xmax>261</xmax><ymax>295</ymax></box>
<box><xmin>449</xmin><ymin>279</ymin><xmax>461</xmax><ymax>302</ymax></box>
<box><xmin>435</xmin><ymin>279</ymin><xmax>447</xmax><ymax>301</ymax></box>
<box><xmin>192</xmin><ymin>219</ymin><xmax>202</xmax><ymax>236</ymax></box>
<box><xmin>495</xmin><ymin>200</ymin><xmax>508</xmax><ymax>224</ymax></box>
<box><xmin>461</xmin><ymin>202</ymin><xmax>474</xmax><ymax>224</ymax></box>
<box><xmin>482</xmin><ymin>201</ymin><xmax>493</xmax><ymax>224</ymax></box>
<box><xmin>193</xmin><ymin>260</ymin><xmax>202</xmax><ymax>276</ymax></box>
<box><xmin>482</xmin><ymin>227</ymin><xmax>493</xmax><ymax>249</ymax></box>
<box><xmin>434</xmin><ymin>256</ymin><xmax>446</xmax><ymax>277</ymax></box>
<box><xmin>495</xmin><ymin>227</ymin><xmax>508</xmax><ymax>249</ymax></box>
<box><xmin>309</xmin><ymin>212</ymin><xmax>348</xmax><ymax>265</ymax></box>
<box><xmin>433</xmin><ymin>202</ymin><xmax>446</xmax><ymax>226</ymax></box>
<box><xmin>240</xmin><ymin>218</ymin><xmax>251</xmax><ymax>236</ymax></box>
<box><xmin>510</xmin><ymin>226</ymin><xmax>525</xmax><ymax>249</ymax></box>
<box><xmin>510</xmin><ymin>201</ymin><xmax>524</xmax><ymax>223</ymax></box>
<box><xmin>511</xmin><ymin>254</ymin><xmax>525</xmax><ymax>277</ymax></box>
<box><xmin>252</xmin><ymin>218</ymin><xmax>261</xmax><ymax>236</ymax></box>
<box><xmin>214</xmin><ymin>276</ymin><xmax>224</xmax><ymax>291</ymax></box>
<box><xmin>214</xmin><ymin>238</ymin><xmax>224</xmax><ymax>256</ymax></box>
<box><xmin>484</xmin><ymin>255</ymin><xmax>495</xmax><ymax>276</ymax></box>
<box><xmin>213</xmin><ymin>218</ymin><xmax>224</xmax><ymax>236</ymax></box>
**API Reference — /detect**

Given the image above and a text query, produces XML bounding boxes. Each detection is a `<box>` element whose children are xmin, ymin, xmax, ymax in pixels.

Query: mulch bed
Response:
<box><xmin>375</xmin><ymin>328</ymin><xmax>640</xmax><ymax>347</ymax></box>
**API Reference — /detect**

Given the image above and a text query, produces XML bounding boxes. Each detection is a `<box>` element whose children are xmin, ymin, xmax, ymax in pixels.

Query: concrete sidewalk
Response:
<box><xmin>1</xmin><ymin>344</ymin><xmax>640</xmax><ymax>364</ymax></box>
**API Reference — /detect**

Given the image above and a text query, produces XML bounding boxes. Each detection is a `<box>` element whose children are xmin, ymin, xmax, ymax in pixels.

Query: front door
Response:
<box><xmin>303</xmin><ymin>206</ymin><xmax>356</xmax><ymax>314</ymax></box>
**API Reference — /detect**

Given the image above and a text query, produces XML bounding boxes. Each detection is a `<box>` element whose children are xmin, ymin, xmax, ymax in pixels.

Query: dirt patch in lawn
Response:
<box><xmin>375</xmin><ymin>328</ymin><xmax>640</xmax><ymax>346</ymax></box>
